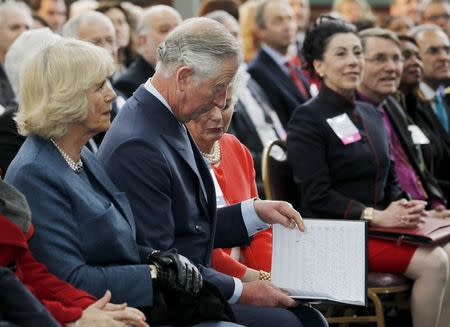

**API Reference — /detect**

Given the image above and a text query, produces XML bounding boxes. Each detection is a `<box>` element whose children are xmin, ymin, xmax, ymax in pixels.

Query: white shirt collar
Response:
<box><xmin>419</xmin><ymin>82</ymin><xmax>438</xmax><ymax>101</ymax></box>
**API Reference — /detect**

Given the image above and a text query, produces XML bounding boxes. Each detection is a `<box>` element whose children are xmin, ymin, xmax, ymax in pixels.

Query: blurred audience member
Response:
<box><xmin>239</xmin><ymin>0</ymin><xmax>260</xmax><ymax>62</ymax></box>
<box><xmin>381</xmin><ymin>15</ymin><xmax>415</xmax><ymax>36</ymax></box>
<box><xmin>422</xmin><ymin>0</ymin><xmax>450</xmax><ymax>36</ymax></box>
<box><xmin>198</xmin><ymin>0</ymin><xmax>239</xmax><ymax>20</ymax></box>
<box><xmin>411</xmin><ymin>24</ymin><xmax>450</xmax><ymax>201</ymax></box>
<box><xmin>63</xmin><ymin>11</ymin><xmax>116</xmax><ymax>64</ymax></box>
<box><xmin>249</xmin><ymin>0</ymin><xmax>310</xmax><ymax>128</ymax></box>
<box><xmin>288</xmin><ymin>0</ymin><xmax>310</xmax><ymax>49</ymax></box>
<box><xmin>357</xmin><ymin>28</ymin><xmax>448</xmax><ymax>214</ymax></box>
<box><xmin>332</xmin><ymin>0</ymin><xmax>375</xmax><ymax>24</ymax></box>
<box><xmin>0</xmin><ymin>1</ymin><xmax>32</xmax><ymax>108</ymax></box>
<box><xmin>396</xmin><ymin>35</ymin><xmax>441</xmax><ymax>171</ymax></box>
<box><xmin>390</xmin><ymin>0</ymin><xmax>424</xmax><ymax>24</ymax></box>
<box><xmin>34</xmin><ymin>0</ymin><xmax>67</xmax><ymax>33</ymax></box>
<box><xmin>97</xmin><ymin>2</ymin><xmax>134</xmax><ymax>77</ymax></box>
<box><xmin>114</xmin><ymin>5</ymin><xmax>182</xmax><ymax>98</ymax></box>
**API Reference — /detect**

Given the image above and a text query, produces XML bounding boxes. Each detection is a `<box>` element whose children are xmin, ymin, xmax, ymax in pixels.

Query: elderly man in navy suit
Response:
<box><xmin>98</xmin><ymin>17</ymin><xmax>327</xmax><ymax>327</ymax></box>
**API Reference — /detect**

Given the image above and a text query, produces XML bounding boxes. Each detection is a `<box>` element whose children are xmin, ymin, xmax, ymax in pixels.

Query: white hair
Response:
<box><xmin>0</xmin><ymin>1</ymin><xmax>31</xmax><ymax>24</ymax></box>
<box><xmin>62</xmin><ymin>11</ymin><xmax>114</xmax><ymax>38</ymax></box>
<box><xmin>5</xmin><ymin>28</ymin><xmax>61</xmax><ymax>97</ymax></box>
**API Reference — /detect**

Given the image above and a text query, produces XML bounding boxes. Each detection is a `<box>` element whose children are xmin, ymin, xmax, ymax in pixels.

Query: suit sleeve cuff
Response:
<box><xmin>228</xmin><ymin>277</ymin><xmax>243</xmax><ymax>303</ymax></box>
<box><xmin>241</xmin><ymin>199</ymin><xmax>270</xmax><ymax>236</ymax></box>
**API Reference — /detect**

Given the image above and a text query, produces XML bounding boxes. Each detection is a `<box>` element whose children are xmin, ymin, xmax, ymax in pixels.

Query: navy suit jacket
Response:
<box><xmin>97</xmin><ymin>86</ymin><xmax>250</xmax><ymax>300</ymax></box>
<box><xmin>248</xmin><ymin>48</ymin><xmax>307</xmax><ymax>127</ymax></box>
<box><xmin>5</xmin><ymin>136</ymin><xmax>154</xmax><ymax>307</ymax></box>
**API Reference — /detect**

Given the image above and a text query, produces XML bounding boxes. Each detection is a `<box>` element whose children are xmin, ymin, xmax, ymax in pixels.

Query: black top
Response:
<box><xmin>287</xmin><ymin>85</ymin><xmax>405</xmax><ymax>219</ymax></box>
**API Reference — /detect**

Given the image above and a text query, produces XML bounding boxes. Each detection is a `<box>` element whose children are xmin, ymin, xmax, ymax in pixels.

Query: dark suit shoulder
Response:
<box><xmin>114</xmin><ymin>56</ymin><xmax>155</xmax><ymax>98</ymax></box>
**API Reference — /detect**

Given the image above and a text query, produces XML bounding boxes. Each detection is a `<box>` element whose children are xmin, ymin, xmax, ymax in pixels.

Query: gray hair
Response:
<box><xmin>62</xmin><ymin>11</ymin><xmax>113</xmax><ymax>38</ymax></box>
<box><xmin>5</xmin><ymin>28</ymin><xmax>61</xmax><ymax>97</ymax></box>
<box><xmin>0</xmin><ymin>1</ymin><xmax>31</xmax><ymax>23</ymax></box>
<box><xmin>156</xmin><ymin>17</ymin><xmax>240</xmax><ymax>79</ymax></box>
<box><xmin>409</xmin><ymin>23</ymin><xmax>443</xmax><ymax>39</ymax></box>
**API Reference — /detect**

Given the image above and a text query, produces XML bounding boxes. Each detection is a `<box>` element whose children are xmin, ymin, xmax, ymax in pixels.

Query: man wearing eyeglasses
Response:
<box><xmin>356</xmin><ymin>28</ymin><xmax>450</xmax><ymax>215</ymax></box>
<box><xmin>422</xmin><ymin>0</ymin><xmax>450</xmax><ymax>36</ymax></box>
<box><xmin>410</xmin><ymin>24</ymin><xmax>450</xmax><ymax>201</ymax></box>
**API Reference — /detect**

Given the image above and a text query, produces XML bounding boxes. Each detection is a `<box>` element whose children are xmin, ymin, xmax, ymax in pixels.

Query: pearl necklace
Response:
<box><xmin>200</xmin><ymin>141</ymin><xmax>221</xmax><ymax>165</ymax></box>
<box><xmin>50</xmin><ymin>139</ymin><xmax>83</xmax><ymax>173</ymax></box>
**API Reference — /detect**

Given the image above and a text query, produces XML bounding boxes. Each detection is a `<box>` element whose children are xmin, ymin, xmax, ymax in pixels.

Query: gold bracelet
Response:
<box><xmin>259</xmin><ymin>270</ymin><xmax>271</xmax><ymax>281</ymax></box>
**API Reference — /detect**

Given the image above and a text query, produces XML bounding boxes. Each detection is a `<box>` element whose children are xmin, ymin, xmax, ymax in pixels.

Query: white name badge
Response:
<box><xmin>408</xmin><ymin>125</ymin><xmax>430</xmax><ymax>145</ymax></box>
<box><xmin>326</xmin><ymin>113</ymin><xmax>361</xmax><ymax>145</ymax></box>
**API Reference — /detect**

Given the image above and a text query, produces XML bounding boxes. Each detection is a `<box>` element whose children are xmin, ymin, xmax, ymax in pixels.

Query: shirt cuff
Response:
<box><xmin>228</xmin><ymin>277</ymin><xmax>243</xmax><ymax>303</ymax></box>
<box><xmin>241</xmin><ymin>199</ymin><xmax>270</xmax><ymax>236</ymax></box>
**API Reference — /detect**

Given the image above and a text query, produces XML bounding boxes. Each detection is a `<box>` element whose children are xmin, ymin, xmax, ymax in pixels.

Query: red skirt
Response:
<box><xmin>368</xmin><ymin>237</ymin><xmax>417</xmax><ymax>273</ymax></box>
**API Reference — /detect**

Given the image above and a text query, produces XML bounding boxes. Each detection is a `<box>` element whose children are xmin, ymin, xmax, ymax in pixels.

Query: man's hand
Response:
<box><xmin>148</xmin><ymin>249</ymin><xmax>203</xmax><ymax>295</ymax></box>
<box><xmin>253</xmin><ymin>200</ymin><xmax>304</xmax><ymax>231</ymax></box>
<box><xmin>238</xmin><ymin>281</ymin><xmax>298</xmax><ymax>308</ymax></box>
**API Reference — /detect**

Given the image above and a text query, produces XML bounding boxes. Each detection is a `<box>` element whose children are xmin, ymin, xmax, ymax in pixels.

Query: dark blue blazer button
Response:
<box><xmin>195</xmin><ymin>224</ymin><xmax>202</xmax><ymax>231</ymax></box>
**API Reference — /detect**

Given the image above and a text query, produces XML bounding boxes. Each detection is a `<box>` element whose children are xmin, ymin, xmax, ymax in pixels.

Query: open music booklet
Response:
<box><xmin>271</xmin><ymin>219</ymin><xmax>367</xmax><ymax>306</ymax></box>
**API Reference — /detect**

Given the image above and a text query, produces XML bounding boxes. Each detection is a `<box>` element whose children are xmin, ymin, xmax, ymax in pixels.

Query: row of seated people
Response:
<box><xmin>1</xmin><ymin>17</ymin><xmax>327</xmax><ymax>327</ymax></box>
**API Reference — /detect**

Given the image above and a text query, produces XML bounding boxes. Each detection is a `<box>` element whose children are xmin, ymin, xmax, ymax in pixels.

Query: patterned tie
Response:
<box><xmin>434</xmin><ymin>92</ymin><xmax>449</xmax><ymax>133</ymax></box>
<box><xmin>285</xmin><ymin>61</ymin><xmax>310</xmax><ymax>100</ymax></box>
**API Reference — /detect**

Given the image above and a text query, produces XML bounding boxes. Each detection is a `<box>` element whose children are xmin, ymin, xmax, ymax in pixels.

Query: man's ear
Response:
<box><xmin>175</xmin><ymin>66</ymin><xmax>194</xmax><ymax>92</ymax></box>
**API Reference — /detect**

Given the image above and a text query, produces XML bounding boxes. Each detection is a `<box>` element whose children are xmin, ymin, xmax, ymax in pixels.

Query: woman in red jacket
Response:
<box><xmin>0</xmin><ymin>179</ymin><xmax>148</xmax><ymax>327</ymax></box>
<box><xmin>186</xmin><ymin>71</ymin><xmax>272</xmax><ymax>282</ymax></box>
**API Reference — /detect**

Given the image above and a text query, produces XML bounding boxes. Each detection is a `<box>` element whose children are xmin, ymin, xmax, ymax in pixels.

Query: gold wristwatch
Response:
<box><xmin>361</xmin><ymin>207</ymin><xmax>374</xmax><ymax>221</ymax></box>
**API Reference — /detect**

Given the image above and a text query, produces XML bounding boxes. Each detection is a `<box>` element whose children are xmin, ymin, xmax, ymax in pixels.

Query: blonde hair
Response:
<box><xmin>16</xmin><ymin>38</ymin><xmax>114</xmax><ymax>139</ymax></box>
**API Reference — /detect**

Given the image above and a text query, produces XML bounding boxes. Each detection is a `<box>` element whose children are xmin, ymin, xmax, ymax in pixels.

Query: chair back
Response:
<box><xmin>262</xmin><ymin>140</ymin><xmax>297</xmax><ymax>204</ymax></box>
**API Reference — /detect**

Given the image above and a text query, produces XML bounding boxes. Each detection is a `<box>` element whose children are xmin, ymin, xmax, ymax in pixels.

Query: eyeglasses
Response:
<box><xmin>426</xmin><ymin>45</ymin><xmax>450</xmax><ymax>55</ymax></box>
<box><xmin>365</xmin><ymin>54</ymin><xmax>405</xmax><ymax>65</ymax></box>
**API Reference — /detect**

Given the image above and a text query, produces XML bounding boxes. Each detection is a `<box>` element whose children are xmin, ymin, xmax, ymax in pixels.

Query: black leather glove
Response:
<box><xmin>148</xmin><ymin>249</ymin><xmax>203</xmax><ymax>295</ymax></box>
